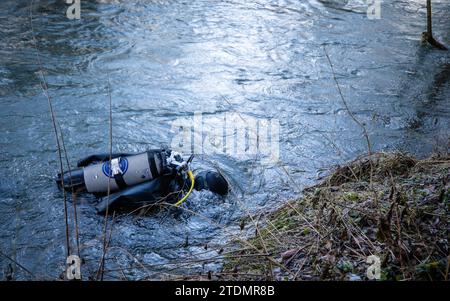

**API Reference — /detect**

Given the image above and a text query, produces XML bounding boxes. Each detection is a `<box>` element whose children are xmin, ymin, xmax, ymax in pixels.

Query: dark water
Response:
<box><xmin>0</xmin><ymin>0</ymin><xmax>449</xmax><ymax>280</ymax></box>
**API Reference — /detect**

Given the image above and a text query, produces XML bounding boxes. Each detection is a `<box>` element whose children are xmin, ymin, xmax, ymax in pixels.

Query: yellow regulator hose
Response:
<box><xmin>174</xmin><ymin>170</ymin><xmax>195</xmax><ymax>207</ymax></box>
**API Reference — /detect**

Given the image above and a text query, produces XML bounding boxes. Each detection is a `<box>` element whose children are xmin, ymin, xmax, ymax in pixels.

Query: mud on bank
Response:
<box><xmin>223</xmin><ymin>152</ymin><xmax>449</xmax><ymax>281</ymax></box>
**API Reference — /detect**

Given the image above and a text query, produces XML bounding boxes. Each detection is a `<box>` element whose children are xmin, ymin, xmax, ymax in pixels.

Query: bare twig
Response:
<box><xmin>0</xmin><ymin>249</ymin><xmax>36</xmax><ymax>279</ymax></box>
<box><xmin>97</xmin><ymin>75</ymin><xmax>114</xmax><ymax>281</ymax></box>
<box><xmin>323</xmin><ymin>45</ymin><xmax>372</xmax><ymax>155</ymax></box>
<box><xmin>29</xmin><ymin>0</ymin><xmax>71</xmax><ymax>259</ymax></box>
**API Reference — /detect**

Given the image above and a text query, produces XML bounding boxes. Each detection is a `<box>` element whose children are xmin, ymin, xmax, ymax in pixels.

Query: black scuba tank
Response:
<box><xmin>57</xmin><ymin>149</ymin><xmax>176</xmax><ymax>194</ymax></box>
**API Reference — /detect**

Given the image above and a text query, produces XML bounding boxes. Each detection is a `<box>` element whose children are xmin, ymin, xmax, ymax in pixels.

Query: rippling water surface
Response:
<box><xmin>0</xmin><ymin>0</ymin><xmax>449</xmax><ymax>279</ymax></box>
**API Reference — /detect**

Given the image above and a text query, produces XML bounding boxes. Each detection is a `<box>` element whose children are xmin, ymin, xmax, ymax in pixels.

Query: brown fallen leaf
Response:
<box><xmin>281</xmin><ymin>248</ymin><xmax>298</xmax><ymax>261</ymax></box>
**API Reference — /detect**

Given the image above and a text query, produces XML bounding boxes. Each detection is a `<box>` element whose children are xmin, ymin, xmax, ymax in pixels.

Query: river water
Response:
<box><xmin>0</xmin><ymin>0</ymin><xmax>449</xmax><ymax>280</ymax></box>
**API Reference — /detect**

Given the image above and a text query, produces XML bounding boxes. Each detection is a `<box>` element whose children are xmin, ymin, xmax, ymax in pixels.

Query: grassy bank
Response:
<box><xmin>223</xmin><ymin>152</ymin><xmax>449</xmax><ymax>280</ymax></box>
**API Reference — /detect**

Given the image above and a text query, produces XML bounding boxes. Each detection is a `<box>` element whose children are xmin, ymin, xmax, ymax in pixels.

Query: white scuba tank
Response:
<box><xmin>83</xmin><ymin>151</ymin><xmax>166</xmax><ymax>193</ymax></box>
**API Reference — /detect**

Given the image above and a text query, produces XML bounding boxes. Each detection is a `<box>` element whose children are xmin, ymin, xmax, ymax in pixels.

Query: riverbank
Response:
<box><xmin>223</xmin><ymin>152</ymin><xmax>449</xmax><ymax>280</ymax></box>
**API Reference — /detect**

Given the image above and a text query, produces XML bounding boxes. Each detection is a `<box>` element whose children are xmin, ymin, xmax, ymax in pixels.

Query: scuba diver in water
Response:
<box><xmin>56</xmin><ymin>149</ymin><xmax>229</xmax><ymax>214</ymax></box>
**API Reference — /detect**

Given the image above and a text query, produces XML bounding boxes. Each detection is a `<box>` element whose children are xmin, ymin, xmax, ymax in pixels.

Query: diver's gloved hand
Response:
<box><xmin>194</xmin><ymin>171</ymin><xmax>229</xmax><ymax>195</ymax></box>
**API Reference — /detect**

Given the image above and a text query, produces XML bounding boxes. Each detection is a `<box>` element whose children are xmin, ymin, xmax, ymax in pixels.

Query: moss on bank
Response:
<box><xmin>223</xmin><ymin>152</ymin><xmax>449</xmax><ymax>280</ymax></box>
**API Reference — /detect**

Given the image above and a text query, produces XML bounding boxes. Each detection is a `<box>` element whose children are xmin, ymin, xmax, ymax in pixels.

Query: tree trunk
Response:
<box><xmin>425</xmin><ymin>0</ymin><xmax>447</xmax><ymax>50</ymax></box>
<box><xmin>427</xmin><ymin>0</ymin><xmax>432</xmax><ymax>37</ymax></box>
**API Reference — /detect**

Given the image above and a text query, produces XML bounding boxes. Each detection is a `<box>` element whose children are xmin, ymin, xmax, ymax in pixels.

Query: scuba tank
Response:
<box><xmin>57</xmin><ymin>149</ymin><xmax>184</xmax><ymax>194</ymax></box>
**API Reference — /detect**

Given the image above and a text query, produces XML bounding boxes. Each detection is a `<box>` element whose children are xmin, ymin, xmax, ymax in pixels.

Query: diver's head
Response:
<box><xmin>194</xmin><ymin>171</ymin><xmax>229</xmax><ymax>195</ymax></box>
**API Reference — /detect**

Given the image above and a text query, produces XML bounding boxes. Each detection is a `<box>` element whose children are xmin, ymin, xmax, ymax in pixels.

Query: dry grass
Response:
<box><xmin>222</xmin><ymin>152</ymin><xmax>450</xmax><ymax>280</ymax></box>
